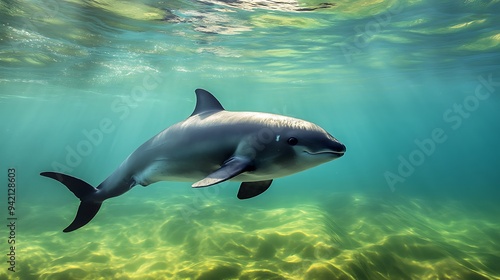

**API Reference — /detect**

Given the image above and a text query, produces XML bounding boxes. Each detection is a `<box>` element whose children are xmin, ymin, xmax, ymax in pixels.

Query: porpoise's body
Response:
<box><xmin>41</xmin><ymin>89</ymin><xmax>346</xmax><ymax>232</ymax></box>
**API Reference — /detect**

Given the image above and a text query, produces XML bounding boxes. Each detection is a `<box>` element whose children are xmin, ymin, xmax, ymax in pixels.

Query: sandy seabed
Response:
<box><xmin>3</xmin><ymin>193</ymin><xmax>500</xmax><ymax>280</ymax></box>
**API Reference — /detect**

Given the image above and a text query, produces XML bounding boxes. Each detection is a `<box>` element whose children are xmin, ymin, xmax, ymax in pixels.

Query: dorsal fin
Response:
<box><xmin>190</xmin><ymin>89</ymin><xmax>225</xmax><ymax>116</ymax></box>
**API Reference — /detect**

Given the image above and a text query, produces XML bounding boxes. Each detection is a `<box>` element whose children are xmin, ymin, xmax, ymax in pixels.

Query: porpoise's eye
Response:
<box><xmin>287</xmin><ymin>137</ymin><xmax>298</xmax><ymax>146</ymax></box>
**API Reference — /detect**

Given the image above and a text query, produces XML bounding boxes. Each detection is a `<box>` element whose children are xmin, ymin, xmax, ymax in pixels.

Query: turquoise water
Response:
<box><xmin>1</xmin><ymin>0</ymin><xmax>500</xmax><ymax>279</ymax></box>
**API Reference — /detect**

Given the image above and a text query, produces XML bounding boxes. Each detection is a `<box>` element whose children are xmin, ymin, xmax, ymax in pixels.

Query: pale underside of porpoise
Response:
<box><xmin>41</xmin><ymin>89</ymin><xmax>346</xmax><ymax>232</ymax></box>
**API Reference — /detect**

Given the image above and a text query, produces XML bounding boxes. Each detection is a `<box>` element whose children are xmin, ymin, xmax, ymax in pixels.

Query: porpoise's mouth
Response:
<box><xmin>304</xmin><ymin>142</ymin><xmax>346</xmax><ymax>157</ymax></box>
<box><xmin>304</xmin><ymin>150</ymin><xmax>345</xmax><ymax>157</ymax></box>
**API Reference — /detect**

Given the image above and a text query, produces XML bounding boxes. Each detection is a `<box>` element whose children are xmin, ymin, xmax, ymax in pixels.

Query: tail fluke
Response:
<box><xmin>64</xmin><ymin>201</ymin><xmax>101</xmax><ymax>232</ymax></box>
<box><xmin>40</xmin><ymin>172</ymin><xmax>102</xmax><ymax>233</ymax></box>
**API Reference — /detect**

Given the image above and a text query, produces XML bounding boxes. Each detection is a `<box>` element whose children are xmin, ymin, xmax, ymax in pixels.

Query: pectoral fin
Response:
<box><xmin>237</xmin><ymin>180</ymin><xmax>273</xmax><ymax>199</ymax></box>
<box><xmin>192</xmin><ymin>157</ymin><xmax>253</xmax><ymax>188</ymax></box>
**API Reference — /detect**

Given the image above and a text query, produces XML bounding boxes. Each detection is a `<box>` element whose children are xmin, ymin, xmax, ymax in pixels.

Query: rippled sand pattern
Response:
<box><xmin>5</xmin><ymin>194</ymin><xmax>500</xmax><ymax>279</ymax></box>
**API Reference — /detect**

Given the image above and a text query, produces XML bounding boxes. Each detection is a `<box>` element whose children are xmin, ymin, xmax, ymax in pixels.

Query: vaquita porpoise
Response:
<box><xmin>41</xmin><ymin>89</ymin><xmax>346</xmax><ymax>232</ymax></box>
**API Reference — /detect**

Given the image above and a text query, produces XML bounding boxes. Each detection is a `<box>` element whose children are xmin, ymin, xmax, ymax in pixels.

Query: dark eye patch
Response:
<box><xmin>287</xmin><ymin>137</ymin><xmax>298</xmax><ymax>146</ymax></box>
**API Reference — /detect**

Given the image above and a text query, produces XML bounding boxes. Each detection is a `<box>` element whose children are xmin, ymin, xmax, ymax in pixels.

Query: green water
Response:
<box><xmin>1</xmin><ymin>0</ymin><xmax>500</xmax><ymax>279</ymax></box>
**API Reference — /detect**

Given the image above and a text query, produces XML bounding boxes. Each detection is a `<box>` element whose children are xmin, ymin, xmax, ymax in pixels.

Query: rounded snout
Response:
<box><xmin>304</xmin><ymin>139</ymin><xmax>346</xmax><ymax>158</ymax></box>
<box><xmin>331</xmin><ymin>140</ymin><xmax>346</xmax><ymax>156</ymax></box>
<box><xmin>321</xmin><ymin>140</ymin><xmax>346</xmax><ymax>158</ymax></box>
